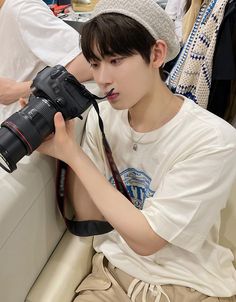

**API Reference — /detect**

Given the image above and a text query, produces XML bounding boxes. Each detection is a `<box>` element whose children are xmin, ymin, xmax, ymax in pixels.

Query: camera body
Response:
<box><xmin>31</xmin><ymin>64</ymin><xmax>93</xmax><ymax>120</ymax></box>
<box><xmin>0</xmin><ymin>65</ymin><xmax>94</xmax><ymax>173</ymax></box>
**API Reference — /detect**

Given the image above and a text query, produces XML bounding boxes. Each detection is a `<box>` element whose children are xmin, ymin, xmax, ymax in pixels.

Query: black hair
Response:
<box><xmin>80</xmin><ymin>13</ymin><xmax>156</xmax><ymax>64</ymax></box>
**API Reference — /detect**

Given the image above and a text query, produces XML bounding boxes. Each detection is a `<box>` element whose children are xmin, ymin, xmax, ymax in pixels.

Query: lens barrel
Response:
<box><xmin>0</xmin><ymin>96</ymin><xmax>57</xmax><ymax>173</ymax></box>
<box><xmin>0</xmin><ymin>127</ymin><xmax>27</xmax><ymax>172</ymax></box>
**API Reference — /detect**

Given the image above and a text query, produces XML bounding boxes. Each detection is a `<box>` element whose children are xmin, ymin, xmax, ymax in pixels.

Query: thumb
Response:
<box><xmin>54</xmin><ymin>112</ymin><xmax>66</xmax><ymax>134</ymax></box>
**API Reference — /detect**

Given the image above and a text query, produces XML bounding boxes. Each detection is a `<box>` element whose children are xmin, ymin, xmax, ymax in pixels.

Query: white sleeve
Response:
<box><xmin>141</xmin><ymin>144</ymin><xmax>236</xmax><ymax>253</ymax></box>
<box><xmin>165</xmin><ymin>0</ymin><xmax>178</xmax><ymax>20</ymax></box>
<box><xmin>17</xmin><ymin>0</ymin><xmax>81</xmax><ymax>67</ymax></box>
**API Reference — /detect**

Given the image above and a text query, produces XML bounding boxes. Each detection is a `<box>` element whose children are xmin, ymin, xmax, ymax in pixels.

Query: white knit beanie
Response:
<box><xmin>92</xmin><ymin>0</ymin><xmax>180</xmax><ymax>63</ymax></box>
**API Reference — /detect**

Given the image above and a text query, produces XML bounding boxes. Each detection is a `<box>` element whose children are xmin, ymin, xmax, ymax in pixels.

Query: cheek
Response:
<box><xmin>122</xmin><ymin>66</ymin><xmax>152</xmax><ymax>96</ymax></box>
<box><xmin>126</xmin><ymin>60</ymin><xmax>152</xmax><ymax>83</ymax></box>
<box><xmin>120</xmin><ymin>64</ymin><xmax>146</xmax><ymax>84</ymax></box>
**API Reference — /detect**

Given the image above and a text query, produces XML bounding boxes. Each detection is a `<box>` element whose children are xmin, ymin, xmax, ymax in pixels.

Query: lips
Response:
<box><xmin>107</xmin><ymin>92</ymin><xmax>119</xmax><ymax>101</ymax></box>
<box><xmin>106</xmin><ymin>88</ymin><xmax>115</xmax><ymax>96</ymax></box>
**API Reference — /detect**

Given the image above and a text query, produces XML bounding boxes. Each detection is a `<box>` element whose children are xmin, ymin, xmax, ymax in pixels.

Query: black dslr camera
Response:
<box><xmin>0</xmin><ymin>65</ymin><xmax>96</xmax><ymax>173</ymax></box>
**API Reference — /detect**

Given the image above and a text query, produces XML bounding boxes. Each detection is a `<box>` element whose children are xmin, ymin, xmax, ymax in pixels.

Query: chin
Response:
<box><xmin>108</xmin><ymin>101</ymin><xmax>129</xmax><ymax>111</ymax></box>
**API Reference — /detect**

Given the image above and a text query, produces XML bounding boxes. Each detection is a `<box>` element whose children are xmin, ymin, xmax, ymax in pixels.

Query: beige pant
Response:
<box><xmin>74</xmin><ymin>253</ymin><xmax>236</xmax><ymax>302</ymax></box>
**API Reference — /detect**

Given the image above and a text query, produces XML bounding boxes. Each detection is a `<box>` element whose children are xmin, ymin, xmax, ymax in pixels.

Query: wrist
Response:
<box><xmin>66</xmin><ymin>145</ymin><xmax>86</xmax><ymax>169</ymax></box>
<box><xmin>62</xmin><ymin>144</ymin><xmax>81</xmax><ymax>167</ymax></box>
<box><xmin>14</xmin><ymin>81</ymin><xmax>31</xmax><ymax>99</ymax></box>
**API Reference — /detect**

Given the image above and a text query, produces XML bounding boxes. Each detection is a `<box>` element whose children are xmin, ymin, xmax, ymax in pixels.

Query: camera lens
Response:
<box><xmin>0</xmin><ymin>65</ymin><xmax>96</xmax><ymax>173</ymax></box>
<box><xmin>0</xmin><ymin>96</ymin><xmax>57</xmax><ymax>173</ymax></box>
<box><xmin>0</xmin><ymin>127</ymin><xmax>27</xmax><ymax>172</ymax></box>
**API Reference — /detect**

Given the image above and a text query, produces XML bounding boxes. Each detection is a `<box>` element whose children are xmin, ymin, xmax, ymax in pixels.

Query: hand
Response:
<box><xmin>37</xmin><ymin>112</ymin><xmax>79</xmax><ymax>164</ymax></box>
<box><xmin>19</xmin><ymin>99</ymin><xmax>79</xmax><ymax>164</ymax></box>
<box><xmin>0</xmin><ymin>77</ymin><xmax>31</xmax><ymax>105</ymax></box>
<box><xmin>19</xmin><ymin>97</ymin><xmax>28</xmax><ymax>107</ymax></box>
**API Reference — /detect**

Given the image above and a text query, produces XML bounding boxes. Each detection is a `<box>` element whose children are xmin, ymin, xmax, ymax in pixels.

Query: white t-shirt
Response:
<box><xmin>165</xmin><ymin>0</ymin><xmax>186</xmax><ymax>42</ymax></box>
<box><xmin>82</xmin><ymin>97</ymin><xmax>236</xmax><ymax>297</ymax></box>
<box><xmin>0</xmin><ymin>0</ymin><xmax>81</xmax><ymax>122</ymax></box>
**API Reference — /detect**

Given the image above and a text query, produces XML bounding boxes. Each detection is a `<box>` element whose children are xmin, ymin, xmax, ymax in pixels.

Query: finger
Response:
<box><xmin>19</xmin><ymin>98</ymin><xmax>27</xmax><ymax>108</ymax></box>
<box><xmin>43</xmin><ymin>133</ymin><xmax>54</xmax><ymax>141</ymax></box>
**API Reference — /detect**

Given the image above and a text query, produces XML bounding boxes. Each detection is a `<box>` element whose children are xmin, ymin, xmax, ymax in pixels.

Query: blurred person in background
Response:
<box><xmin>0</xmin><ymin>0</ymin><xmax>91</xmax><ymax>123</ymax></box>
<box><xmin>165</xmin><ymin>0</ymin><xmax>188</xmax><ymax>44</ymax></box>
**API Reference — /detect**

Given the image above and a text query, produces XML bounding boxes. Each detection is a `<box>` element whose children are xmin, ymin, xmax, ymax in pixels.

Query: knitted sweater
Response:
<box><xmin>167</xmin><ymin>0</ymin><xmax>229</xmax><ymax>108</ymax></box>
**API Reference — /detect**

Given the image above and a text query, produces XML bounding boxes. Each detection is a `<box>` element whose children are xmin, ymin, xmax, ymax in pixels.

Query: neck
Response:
<box><xmin>128</xmin><ymin>80</ymin><xmax>183</xmax><ymax>132</ymax></box>
<box><xmin>0</xmin><ymin>0</ymin><xmax>5</xmax><ymax>8</ymax></box>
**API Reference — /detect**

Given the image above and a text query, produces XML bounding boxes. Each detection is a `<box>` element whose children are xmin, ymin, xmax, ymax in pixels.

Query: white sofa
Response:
<box><xmin>0</xmin><ymin>152</ymin><xmax>65</xmax><ymax>302</ymax></box>
<box><xmin>0</xmin><ymin>81</ymin><xmax>235</xmax><ymax>302</ymax></box>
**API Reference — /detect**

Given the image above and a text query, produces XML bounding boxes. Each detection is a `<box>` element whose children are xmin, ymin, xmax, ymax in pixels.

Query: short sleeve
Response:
<box><xmin>17</xmin><ymin>0</ymin><xmax>81</xmax><ymax>66</ymax></box>
<box><xmin>141</xmin><ymin>144</ymin><xmax>236</xmax><ymax>253</ymax></box>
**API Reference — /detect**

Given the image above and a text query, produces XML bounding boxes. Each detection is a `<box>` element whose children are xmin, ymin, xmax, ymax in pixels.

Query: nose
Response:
<box><xmin>94</xmin><ymin>63</ymin><xmax>113</xmax><ymax>89</ymax></box>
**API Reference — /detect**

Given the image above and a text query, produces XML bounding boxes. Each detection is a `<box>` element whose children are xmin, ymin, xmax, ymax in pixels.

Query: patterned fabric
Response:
<box><xmin>182</xmin><ymin>0</ymin><xmax>203</xmax><ymax>43</ymax></box>
<box><xmin>167</xmin><ymin>0</ymin><xmax>229</xmax><ymax>108</ymax></box>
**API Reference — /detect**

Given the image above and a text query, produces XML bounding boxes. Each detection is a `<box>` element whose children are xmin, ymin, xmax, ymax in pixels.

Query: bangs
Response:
<box><xmin>81</xmin><ymin>13</ymin><xmax>155</xmax><ymax>63</ymax></box>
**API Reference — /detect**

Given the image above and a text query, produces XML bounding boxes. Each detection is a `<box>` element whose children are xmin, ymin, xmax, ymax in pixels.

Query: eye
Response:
<box><xmin>90</xmin><ymin>61</ymin><xmax>99</xmax><ymax>69</ymax></box>
<box><xmin>110</xmin><ymin>57</ymin><xmax>124</xmax><ymax>65</ymax></box>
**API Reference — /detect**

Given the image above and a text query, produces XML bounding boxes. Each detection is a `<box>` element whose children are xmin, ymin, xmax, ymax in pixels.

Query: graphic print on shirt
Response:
<box><xmin>109</xmin><ymin>168</ymin><xmax>155</xmax><ymax>209</ymax></box>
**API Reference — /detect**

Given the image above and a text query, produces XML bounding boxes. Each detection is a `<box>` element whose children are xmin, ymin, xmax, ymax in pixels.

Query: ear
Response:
<box><xmin>151</xmin><ymin>40</ymin><xmax>168</xmax><ymax>68</ymax></box>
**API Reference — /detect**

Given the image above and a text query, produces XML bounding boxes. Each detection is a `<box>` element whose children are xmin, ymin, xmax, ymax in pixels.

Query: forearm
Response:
<box><xmin>66</xmin><ymin>168</ymin><xmax>104</xmax><ymax>221</ymax></box>
<box><xmin>65</xmin><ymin>53</ymin><xmax>92</xmax><ymax>83</ymax></box>
<box><xmin>0</xmin><ymin>80</ymin><xmax>31</xmax><ymax>105</ymax></box>
<box><xmin>68</xmin><ymin>149</ymin><xmax>167</xmax><ymax>255</ymax></box>
<box><xmin>14</xmin><ymin>81</ymin><xmax>32</xmax><ymax>98</ymax></box>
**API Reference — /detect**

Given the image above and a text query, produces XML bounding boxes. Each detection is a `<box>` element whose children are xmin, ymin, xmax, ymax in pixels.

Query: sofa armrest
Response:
<box><xmin>0</xmin><ymin>153</ymin><xmax>66</xmax><ymax>302</ymax></box>
<box><xmin>26</xmin><ymin>231</ymin><xmax>94</xmax><ymax>302</ymax></box>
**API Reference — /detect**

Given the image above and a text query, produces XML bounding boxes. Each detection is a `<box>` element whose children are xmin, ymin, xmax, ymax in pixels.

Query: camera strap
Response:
<box><xmin>56</xmin><ymin>98</ymin><xmax>132</xmax><ymax>237</ymax></box>
<box><xmin>90</xmin><ymin>98</ymin><xmax>132</xmax><ymax>202</ymax></box>
<box><xmin>56</xmin><ymin>159</ymin><xmax>114</xmax><ymax>236</ymax></box>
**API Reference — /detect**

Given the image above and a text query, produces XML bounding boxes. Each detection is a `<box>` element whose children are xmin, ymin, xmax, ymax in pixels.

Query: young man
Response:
<box><xmin>0</xmin><ymin>0</ymin><xmax>91</xmax><ymax>122</ymax></box>
<box><xmin>38</xmin><ymin>0</ymin><xmax>236</xmax><ymax>301</ymax></box>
